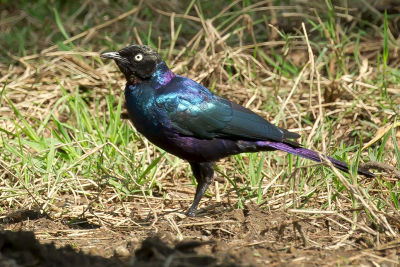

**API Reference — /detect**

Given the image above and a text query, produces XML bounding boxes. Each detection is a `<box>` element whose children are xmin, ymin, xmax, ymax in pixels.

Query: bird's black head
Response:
<box><xmin>101</xmin><ymin>45</ymin><xmax>163</xmax><ymax>84</ymax></box>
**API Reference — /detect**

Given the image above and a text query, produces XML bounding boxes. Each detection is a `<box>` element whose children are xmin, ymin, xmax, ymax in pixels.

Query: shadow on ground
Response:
<box><xmin>1</xmin><ymin>204</ymin><xmax>399</xmax><ymax>266</ymax></box>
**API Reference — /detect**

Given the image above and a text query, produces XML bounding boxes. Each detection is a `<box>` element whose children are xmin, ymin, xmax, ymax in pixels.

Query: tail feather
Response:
<box><xmin>259</xmin><ymin>141</ymin><xmax>375</xmax><ymax>177</ymax></box>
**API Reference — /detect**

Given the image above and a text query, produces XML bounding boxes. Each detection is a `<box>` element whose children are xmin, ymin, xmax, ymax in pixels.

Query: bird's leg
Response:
<box><xmin>186</xmin><ymin>162</ymin><xmax>214</xmax><ymax>217</ymax></box>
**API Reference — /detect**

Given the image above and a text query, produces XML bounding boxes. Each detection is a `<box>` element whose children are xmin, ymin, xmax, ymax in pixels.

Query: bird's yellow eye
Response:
<box><xmin>134</xmin><ymin>53</ymin><xmax>143</xmax><ymax>61</ymax></box>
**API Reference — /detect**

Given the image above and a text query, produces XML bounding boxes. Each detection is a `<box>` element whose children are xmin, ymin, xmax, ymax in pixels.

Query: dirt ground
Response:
<box><xmin>1</xmin><ymin>201</ymin><xmax>399</xmax><ymax>267</ymax></box>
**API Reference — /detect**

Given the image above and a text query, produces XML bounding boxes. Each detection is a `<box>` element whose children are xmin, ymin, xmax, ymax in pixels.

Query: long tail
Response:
<box><xmin>259</xmin><ymin>141</ymin><xmax>375</xmax><ymax>177</ymax></box>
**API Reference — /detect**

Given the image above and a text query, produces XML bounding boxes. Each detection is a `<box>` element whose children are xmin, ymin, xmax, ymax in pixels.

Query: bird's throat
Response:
<box><xmin>128</xmin><ymin>75</ymin><xmax>142</xmax><ymax>85</ymax></box>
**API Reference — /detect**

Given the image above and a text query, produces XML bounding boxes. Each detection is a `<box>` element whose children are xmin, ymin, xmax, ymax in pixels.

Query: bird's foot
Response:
<box><xmin>185</xmin><ymin>211</ymin><xmax>196</xmax><ymax>217</ymax></box>
<box><xmin>185</xmin><ymin>208</ymin><xmax>197</xmax><ymax>217</ymax></box>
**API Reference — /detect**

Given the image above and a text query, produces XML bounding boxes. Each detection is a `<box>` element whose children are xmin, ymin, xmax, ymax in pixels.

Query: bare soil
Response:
<box><xmin>1</xmin><ymin>202</ymin><xmax>399</xmax><ymax>266</ymax></box>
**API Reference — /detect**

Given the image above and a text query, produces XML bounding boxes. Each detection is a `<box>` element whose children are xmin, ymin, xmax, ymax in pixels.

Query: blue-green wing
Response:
<box><xmin>156</xmin><ymin>76</ymin><xmax>300</xmax><ymax>142</ymax></box>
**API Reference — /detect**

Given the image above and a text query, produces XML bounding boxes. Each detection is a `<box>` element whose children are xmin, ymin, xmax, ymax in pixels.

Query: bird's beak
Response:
<box><xmin>100</xmin><ymin>52</ymin><xmax>120</xmax><ymax>59</ymax></box>
<box><xmin>100</xmin><ymin>52</ymin><xmax>129</xmax><ymax>64</ymax></box>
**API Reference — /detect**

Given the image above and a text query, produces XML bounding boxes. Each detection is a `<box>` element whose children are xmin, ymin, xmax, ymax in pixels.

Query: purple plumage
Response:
<box><xmin>101</xmin><ymin>44</ymin><xmax>375</xmax><ymax>216</ymax></box>
<box><xmin>256</xmin><ymin>141</ymin><xmax>372</xmax><ymax>176</ymax></box>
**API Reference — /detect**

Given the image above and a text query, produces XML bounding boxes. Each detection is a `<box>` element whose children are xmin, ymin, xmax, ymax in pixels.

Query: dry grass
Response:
<box><xmin>1</xmin><ymin>0</ymin><xmax>400</xmax><ymax>265</ymax></box>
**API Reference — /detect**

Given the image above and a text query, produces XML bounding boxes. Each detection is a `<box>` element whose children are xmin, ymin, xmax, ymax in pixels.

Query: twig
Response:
<box><xmin>180</xmin><ymin>220</ymin><xmax>236</xmax><ymax>227</ymax></box>
<box><xmin>362</xmin><ymin>161</ymin><xmax>400</xmax><ymax>179</ymax></box>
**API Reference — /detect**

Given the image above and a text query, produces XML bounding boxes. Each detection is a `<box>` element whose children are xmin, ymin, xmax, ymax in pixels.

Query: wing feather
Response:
<box><xmin>156</xmin><ymin>76</ymin><xmax>300</xmax><ymax>142</ymax></box>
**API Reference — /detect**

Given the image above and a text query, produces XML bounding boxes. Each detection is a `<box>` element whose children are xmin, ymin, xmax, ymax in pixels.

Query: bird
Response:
<box><xmin>101</xmin><ymin>45</ymin><xmax>375</xmax><ymax>217</ymax></box>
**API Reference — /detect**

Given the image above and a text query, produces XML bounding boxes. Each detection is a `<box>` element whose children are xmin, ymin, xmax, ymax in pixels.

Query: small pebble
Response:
<box><xmin>202</xmin><ymin>229</ymin><xmax>211</xmax><ymax>236</ymax></box>
<box><xmin>233</xmin><ymin>209</ymin><xmax>245</xmax><ymax>223</ymax></box>
<box><xmin>239</xmin><ymin>233</ymin><xmax>247</xmax><ymax>239</ymax></box>
<box><xmin>89</xmin><ymin>248</ymin><xmax>101</xmax><ymax>256</ymax></box>
<box><xmin>129</xmin><ymin>237</ymin><xmax>139</xmax><ymax>243</ymax></box>
<box><xmin>211</xmin><ymin>241</ymin><xmax>225</xmax><ymax>253</ymax></box>
<box><xmin>114</xmin><ymin>245</ymin><xmax>130</xmax><ymax>257</ymax></box>
<box><xmin>288</xmin><ymin>244</ymin><xmax>296</xmax><ymax>253</ymax></box>
<box><xmin>175</xmin><ymin>213</ymin><xmax>187</xmax><ymax>220</ymax></box>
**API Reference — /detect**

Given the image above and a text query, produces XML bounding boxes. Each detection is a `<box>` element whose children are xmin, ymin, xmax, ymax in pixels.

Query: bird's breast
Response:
<box><xmin>124</xmin><ymin>85</ymin><xmax>175</xmax><ymax>145</ymax></box>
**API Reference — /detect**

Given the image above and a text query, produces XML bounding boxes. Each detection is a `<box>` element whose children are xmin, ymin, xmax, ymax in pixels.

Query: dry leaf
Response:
<box><xmin>361</xmin><ymin>121</ymin><xmax>400</xmax><ymax>151</ymax></box>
